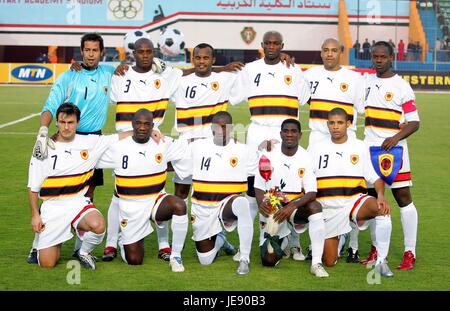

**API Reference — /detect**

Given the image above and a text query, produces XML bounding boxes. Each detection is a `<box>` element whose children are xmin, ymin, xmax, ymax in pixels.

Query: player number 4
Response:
<box><xmin>254</xmin><ymin>73</ymin><xmax>261</xmax><ymax>87</ymax></box>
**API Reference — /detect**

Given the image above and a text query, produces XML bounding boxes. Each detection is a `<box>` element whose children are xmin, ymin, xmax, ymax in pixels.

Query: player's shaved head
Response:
<box><xmin>132</xmin><ymin>109</ymin><xmax>153</xmax><ymax>143</ymax></box>
<box><xmin>263</xmin><ymin>31</ymin><xmax>283</xmax><ymax>43</ymax></box>
<box><xmin>281</xmin><ymin>118</ymin><xmax>301</xmax><ymax>132</ymax></box>
<box><xmin>134</xmin><ymin>38</ymin><xmax>153</xmax><ymax>50</ymax></box>
<box><xmin>194</xmin><ymin>43</ymin><xmax>214</xmax><ymax>57</ymax></box>
<box><xmin>321</xmin><ymin>38</ymin><xmax>340</xmax><ymax>50</ymax></box>
<box><xmin>134</xmin><ymin>108</ymin><xmax>153</xmax><ymax>122</ymax></box>
<box><xmin>212</xmin><ymin>111</ymin><xmax>232</xmax><ymax>124</ymax></box>
<box><xmin>328</xmin><ymin>107</ymin><xmax>348</xmax><ymax>120</ymax></box>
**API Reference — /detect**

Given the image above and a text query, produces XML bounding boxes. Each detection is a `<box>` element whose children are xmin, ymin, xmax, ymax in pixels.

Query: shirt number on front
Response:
<box><xmin>124</xmin><ymin>79</ymin><xmax>131</xmax><ymax>93</ymax></box>
<box><xmin>201</xmin><ymin>157</ymin><xmax>211</xmax><ymax>171</ymax></box>
<box><xmin>310</xmin><ymin>81</ymin><xmax>319</xmax><ymax>94</ymax></box>
<box><xmin>122</xmin><ymin>155</ymin><xmax>129</xmax><ymax>169</ymax></box>
<box><xmin>254</xmin><ymin>73</ymin><xmax>261</xmax><ymax>87</ymax></box>
<box><xmin>318</xmin><ymin>154</ymin><xmax>329</xmax><ymax>169</ymax></box>
<box><xmin>185</xmin><ymin>86</ymin><xmax>197</xmax><ymax>99</ymax></box>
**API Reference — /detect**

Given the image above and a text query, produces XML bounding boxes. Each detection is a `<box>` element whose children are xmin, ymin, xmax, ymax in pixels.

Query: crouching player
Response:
<box><xmin>28</xmin><ymin>103</ymin><xmax>133</xmax><ymax>269</ymax></box>
<box><xmin>308</xmin><ymin>108</ymin><xmax>394</xmax><ymax>277</ymax></box>
<box><xmin>96</xmin><ymin>109</ymin><xmax>189</xmax><ymax>272</ymax></box>
<box><xmin>254</xmin><ymin>119</ymin><xmax>328</xmax><ymax>277</ymax></box>
<box><xmin>179</xmin><ymin>111</ymin><xmax>256</xmax><ymax>275</ymax></box>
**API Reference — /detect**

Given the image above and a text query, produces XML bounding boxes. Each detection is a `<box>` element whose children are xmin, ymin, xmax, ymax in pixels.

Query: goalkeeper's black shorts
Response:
<box><xmin>76</xmin><ymin>129</ymin><xmax>104</xmax><ymax>187</ymax></box>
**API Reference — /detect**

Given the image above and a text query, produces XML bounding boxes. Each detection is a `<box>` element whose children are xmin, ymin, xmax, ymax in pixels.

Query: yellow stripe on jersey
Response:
<box><xmin>115</xmin><ymin>171</ymin><xmax>167</xmax><ymax>188</ymax></box>
<box><xmin>365</xmin><ymin>107</ymin><xmax>402</xmax><ymax>121</ymax></box>
<box><xmin>115</xmin><ymin>171</ymin><xmax>167</xmax><ymax>198</ymax></box>
<box><xmin>317</xmin><ymin>177</ymin><xmax>367</xmax><ymax>189</ymax></box>
<box><xmin>41</xmin><ymin>170</ymin><xmax>94</xmax><ymax>188</ymax></box>
<box><xmin>310</xmin><ymin>99</ymin><xmax>353</xmax><ymax>120</ymax></box>
<box><xmin>248</xmin><ymin>96</ymin><xmax>298</xmax><ymax>109</ymax></box>
<box><xmin>116</xmin><ymin>100</ymin><xmax>169</xmax><ymax>114</ymax></box>
<box><xmin>192</xmin><ymin>181</ymin><xmax>248</xmax><ymax>193</ymax></box>
<box><xmin>40</xmin><ymin>170</ymin><xmax>94</xmax><ymax>198</ymax></box>
<box><xmin>176</xmin><ymin>102</ymin><xmax>228</xmax><ymax>120</ymax></box>
<box><xmin>285</xmin><ymin>192</ymin><xmax>304</xmax><ymax>202</ymax></box>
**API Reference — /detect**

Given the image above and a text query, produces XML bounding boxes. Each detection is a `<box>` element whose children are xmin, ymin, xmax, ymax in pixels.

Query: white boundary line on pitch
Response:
<box><xmin>0</xmin><ymin>113</ymin><xmax>40</xmax><ymax>129</ymax></box>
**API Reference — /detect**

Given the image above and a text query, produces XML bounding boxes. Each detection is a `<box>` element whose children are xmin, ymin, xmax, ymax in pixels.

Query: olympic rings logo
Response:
<box><xmin>108</xmin><ymin>0</ymin><xmax>143</xmax><ymax>19</ymax></box>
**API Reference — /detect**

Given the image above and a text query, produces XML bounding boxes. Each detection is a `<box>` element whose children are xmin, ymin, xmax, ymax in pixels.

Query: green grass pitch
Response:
<box><xmin>0</xmin><ymin>86</ymin><xmax>449</xmax><ymax>290</ymax></box>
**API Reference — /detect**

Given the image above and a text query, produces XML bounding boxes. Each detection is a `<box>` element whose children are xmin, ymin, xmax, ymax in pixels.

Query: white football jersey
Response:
<box><xmin>238</xmin><ymin>59</ymin><xmax>310</xmax><ymax>126</ymax></box>
<box><xmin>307</xmin><ymin>137</ymin><xmax>379</xmax><ymax>209</ymax></box>
<box><xmin>254</xmin><ymin>144</ymin><xmax>317</xmax><ymax>201</ymax></box>
<box><xmin>110</xmin><ymin>66</ymin><xmax>182</xmax><ymax>132</ymax></box>
<box><xmin>183</xmin><ymin>138</ymin><xmax>258</xmax><ymax>206</ymax></box>
<box><xmin>364</xmin><ymin>74</ymin><xmax>419</xmax><ymax>143</ymax></box>
<box><xmin>304</xmin><ymin>66</ymin><xmax>364</xmax><ymax>134</ymax></box>
<box><xmin>97</xmin><ymin>136</ymin><xmax>187</xmax><ymax>200</ymax></box>
<box><xmin>28</xmin><ymin>134</ymin><xmax>118</xmax><ymax>200</ymax></box>
<box><xmin>171</xmin><ymin>71</ymin><xmax>244</xmax><ymax>140</ymax></box>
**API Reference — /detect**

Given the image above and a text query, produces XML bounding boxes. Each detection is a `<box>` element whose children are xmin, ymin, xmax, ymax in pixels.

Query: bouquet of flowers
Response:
<box><xmin>262</xmin><ymin>186</ymin><xmax>289</xmax><ymax>253</ymax></box>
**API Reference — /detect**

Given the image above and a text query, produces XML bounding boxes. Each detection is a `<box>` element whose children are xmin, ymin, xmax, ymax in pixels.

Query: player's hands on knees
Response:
<box><xmin>274</xmin><ymin>204</ymin><xmax>294</xmax><ymax>224</ymax></box>
<box><xmin>33</xmin><ymin>126</ymin><xmax>55</xmax><ymax>160</ymax></box>
<box><xmin>151</xmin><ymin>129</ymin><xmax>164</xmax><ymax>144</ymax></box>
<box><xmin>381</xmin><ymin>136</ymin><xmax>399</xmax><ymax>150</ymax></box>
<box><xmin>70</xmin><ymin>61</ymin><xmax>82</xmax><ymax>72</ymax></box>
<box><xmin>280</xmin><ymin>52</ymin><xmax>295</xmax><ymax>68</ymax></box>
<box><xmin>31</xmin><ymin>215</ymin><xmax>45</xmax><ymax>233</ymax></box>
<box><xmin>114</xmin><ymin>64</ymin><xmax>129</xmax><ymax>76</ymax></box>
<box><xmin>259</xmin><ymin>202</ymin><xmax>272</xmax><ymax>218</ymax></box>
<box><xmin>376</xmin><ymin>196</ymin><xmax>391</xmax><ymax>215</ymax></box>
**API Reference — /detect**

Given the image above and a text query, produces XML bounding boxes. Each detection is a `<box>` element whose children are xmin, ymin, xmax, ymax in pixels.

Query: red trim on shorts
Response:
<box><xmin>402</xmin><ymin>100</ymin><xmax>417</xmax><ymax>114</ymax></box>
<box><xmin>71</xmin><ymin>204</ymin><xmax>96</xmax><ymax>226</ymax></box>
<box><xmin>349</xmin><ymin>194</ymin><xmax>369</xmax><ymax>221</ymax></box>
<box><xmin>394</xmin><ymin>172</ymin><xmax>411</xmax><ymax>182</ymax></box>
<box><xmin>154</xmin><ymin>192</ymin><xmax>166</xmax><ymax>205</ymax></box>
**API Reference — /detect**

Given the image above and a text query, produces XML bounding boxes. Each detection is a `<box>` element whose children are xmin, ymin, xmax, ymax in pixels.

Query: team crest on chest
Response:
<box><xmin>340</xmin><ymin>83</ymin><xmax>348</xmax><ymax>92</ymax></box>
<box><xmin>298</xmin><ymin>168</ymin><xmax>305</xmax><ymax>177</ymax></box>
<box><xmin>385</xmin><ymin>92</ymin><xmax>393</xmax><ymax>101</ymax></box>
<box><xmin>230</xmin><ymin>156</ymin><xmax>238</xmax><ymax>167</ymax></box>
<box><xmin>120</xmin><ymin>219</ymin><xmax>128</xmax><ymax>228</ymax></box>
<box><xmin>103</xmin><ymin>86</ymin><xmax>108</xmax><ymax>94</ymax></box>
<box><xmin>350</xmin><ymin>154</ymin><xmax>359</xmax><ymax>164</ymax></box>
<box><xmin>80</xmin><ymin>150</ymin><xmax>89</xmax><ymax>160</ymax></box>
<box><xmin>154</xmin><ymin>79</ymin><xmax>161</xmax><ymax>89</ymax></box>
<box><xmin>155</xmin><ymin>153</ymin><xmax>163</xmax><ymax>163</ymax></box>
<box><xmin>211</xmin><ymin>81</ymin><xmax>219</xmax><ymax>91</ymax></box>
<box><xmin>284</xmin><ymin>75</ymin><xmax>292</xmax><ymax>85</ymax></box>
<box><xmin>190</xmin><ymin>214</ymin><xmax>196</xmax><ymax>224</ymax></box>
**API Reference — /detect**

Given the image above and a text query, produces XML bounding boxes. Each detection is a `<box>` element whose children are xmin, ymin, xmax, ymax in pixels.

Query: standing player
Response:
<box><xmin>179</xmin><ymin>111</ymin><xmax>256</xmax><ymax>275</ymax></box>
<box><xmin>28</xmin><ymin>33</ymin><xmax>115</xmax><ymax>264</ymax></box>
<box><xmin>28</xmin><ymin>103</ymin><xmax>132</xmax><ymax>269</ymax></box>
<box><xmin>237</xmin><ymin>30</ymin><xmax>311</xmax><ymax>259</ymax></box>
<box><xmin>308</xmin><ymin>108</ymin><xmax>393</xmax><ymax>277</ymax></box>
<box><xmin>304</xmin><ymin>38</ymin><xmax>365</xmax><ymax>262</ymax></box>
<box><xmin>171</xmin><ymin>43</ymin><xmax>244</xmax><ymax>207</ymax></box>
<box><xmin>254</xmin><ymin>119</ymin><xmax>328</xmax><ymax>277</ymax></box>
<box><xmin>97</xmin><ymin>109</ymin><xmax>189</xmax><ymax>271</ymax></box>
<box><xmin>361</xmin><ymin>41</ymin><xmax>420</xmax><ymax>270</ymax></box>
<box><xmin>102</xmin><ymin>38</ymin><xmax>182</xmax><ymax>262</ymax></box>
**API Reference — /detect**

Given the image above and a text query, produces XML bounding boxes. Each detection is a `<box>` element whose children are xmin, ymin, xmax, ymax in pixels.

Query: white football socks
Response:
<box><xmin>105</xmin><ymin>195</ymin><xmax>120</xmax><ymax>248</ymax></box>
<box><xmin>374</xmin><ymin>215</ymin><xmax>392</xmax><ymax>264</ymax></box>
<box><xmin>308</xmin><ymin>212</ymin><xmax>325</xmax><ymax>266</ymax></box>
<box><xmin>80</xmin><ymin>231</ymin><xmax>105</xmax><ymax>256</ymax></box>
<box><xmin>170</xmin><ymin>214</ymin><xmax>188</xmax><ymax>259</ymax></box>
<box><xmin>232</xmin><ymin>196</ymin><xmax>253</xmax><ymax>262</ymax></box>
<box><xmin>400</xmin><ymin>202</ymin><xmax>418</xmax><ymax>256</ymax></box>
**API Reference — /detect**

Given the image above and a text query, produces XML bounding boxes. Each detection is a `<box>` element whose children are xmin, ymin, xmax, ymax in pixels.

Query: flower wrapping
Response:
<box><xmin>262</xmin><ymin>187</ymin><xmax>289</xmax><ymax>253</ymax></box>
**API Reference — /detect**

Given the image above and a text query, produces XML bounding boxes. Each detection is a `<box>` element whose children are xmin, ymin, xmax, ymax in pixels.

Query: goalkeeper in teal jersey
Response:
<box><xmin>32</xmin><ymin>33</ymin><xmax>114</xmax><ymax>200</ymax></box>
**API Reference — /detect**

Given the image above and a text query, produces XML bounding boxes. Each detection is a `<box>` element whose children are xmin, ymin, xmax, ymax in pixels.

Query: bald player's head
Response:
<box><xmin>263</xmin><ymin>31</ymin><xmax>283</xmax><ymax>43</ymax></box>
<box><xmin>321</xmin><ymin>38</ymin><xmax>342</xmax><ymax>71</ymax></box>
<box><xmin>134</xmin><ymin>38</ymin><xmax>154</xmax><ymax>50</ymax></box>
<box><xmin>132</xmin><ymin>108</ymin><xmax>154</xmax><ymax>143</ymax></box>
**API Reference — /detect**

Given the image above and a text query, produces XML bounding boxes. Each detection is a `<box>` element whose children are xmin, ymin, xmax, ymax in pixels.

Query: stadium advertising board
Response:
<box><xmin>0</xmin><ymin>63</ymin><xmax>70</xmax><ymax>84</ymax></box>
<box><xmin>396</xmin><ymin>71</ymin><xmax>450</xmax><ymax>90</ymax></box>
